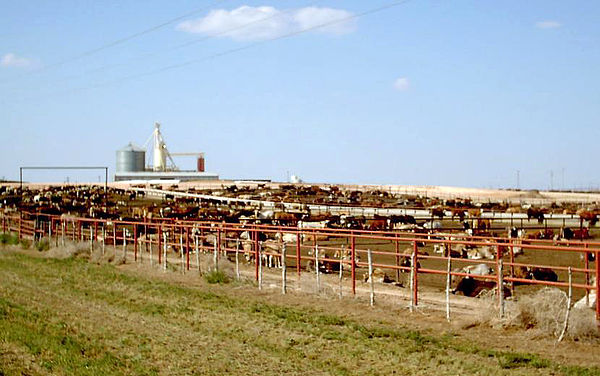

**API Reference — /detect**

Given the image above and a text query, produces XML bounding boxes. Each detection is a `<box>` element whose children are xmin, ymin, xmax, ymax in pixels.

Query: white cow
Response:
<box><xmin>275</xmin><ymin>232</ymin><xmax>298</xmax><ymax>243</ymax></box>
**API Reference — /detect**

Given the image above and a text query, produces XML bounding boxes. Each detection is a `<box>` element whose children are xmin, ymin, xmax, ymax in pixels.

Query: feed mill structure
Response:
<box><xmin>114</xmin><ymin>122</ymin><xmax>219</xmax><ymax>182</ymax></box>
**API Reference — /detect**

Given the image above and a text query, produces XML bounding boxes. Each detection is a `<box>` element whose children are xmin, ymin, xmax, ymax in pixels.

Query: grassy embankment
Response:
<box><xmin>0</xmin><ymin>247</ymin><xmax>599</xmax><ymax>375</ymax></box>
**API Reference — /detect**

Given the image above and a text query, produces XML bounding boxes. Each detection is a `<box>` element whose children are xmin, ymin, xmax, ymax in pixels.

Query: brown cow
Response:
<box><xmin>526</xmin><ymin>207</ymin><xmax>545</xmax><ymax>224</ymax></box>
<box><xmin>577</xmin><ymin>209</ymin><xmax>598</xmax><ymax>226</ymax></box>
<box><xmin>451</xmin><ymin>209</ymin><xmax>467</xmax><ymax>222</ymax></box>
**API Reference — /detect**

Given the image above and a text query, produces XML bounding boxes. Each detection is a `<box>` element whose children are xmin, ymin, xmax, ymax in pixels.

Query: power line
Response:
<box><xmin>37</xmin><ymin>0</ymin><xmax>323</xmax><ymax>87</ymax></box>
<box><xmin>0</xmin><ymin>0</ymin><xmax>230</xmax><ymax>84</ymax></box>
<box><xmin>21</xmin><ymin>0</ymin><xmax>413</xmax><ymax>101</ymax></box>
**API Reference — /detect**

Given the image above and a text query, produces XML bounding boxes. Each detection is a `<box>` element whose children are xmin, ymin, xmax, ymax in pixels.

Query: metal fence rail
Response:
<box><xmin>1</xmin><ymin>211</ymin><xmax>598</xmax><ymax>327</ymax></box>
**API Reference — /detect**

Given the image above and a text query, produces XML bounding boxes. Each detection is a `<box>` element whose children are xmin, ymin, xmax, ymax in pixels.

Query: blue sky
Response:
<box><xmin>1</xmin><ymin>0</ymin><xmax>598</xmax><ymax>189</ymax></box>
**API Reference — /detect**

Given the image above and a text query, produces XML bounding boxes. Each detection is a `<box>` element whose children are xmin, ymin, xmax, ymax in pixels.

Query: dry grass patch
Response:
<box><xmin>0</xmin><ymin>249</ymin><xmax>599</xmax><ymax>375</ymax></box>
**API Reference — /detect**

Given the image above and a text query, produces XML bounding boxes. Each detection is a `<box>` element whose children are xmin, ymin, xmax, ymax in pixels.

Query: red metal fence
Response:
<box><xmin>2</xmin><ymin>211</ymin><xmax>599</xmax><ymax>326</ymax></box>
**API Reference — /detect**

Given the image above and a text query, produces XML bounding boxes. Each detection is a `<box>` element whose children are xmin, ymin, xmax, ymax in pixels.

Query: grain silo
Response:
<box><xmin>113</xmin><ymin>123</ymin><xmax>219</xmax><ymax>182</ymax></box>
<box><xmin>116</xmin><ymin>143</ymin><xmax>145</xmax><ymax>174</ymax></box>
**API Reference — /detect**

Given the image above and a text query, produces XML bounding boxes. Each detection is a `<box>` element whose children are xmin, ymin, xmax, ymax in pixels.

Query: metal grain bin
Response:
<box><xmin>116</xmin><ymin>143</ymin><xmax>145</xmax><ymax>173</ymax></box>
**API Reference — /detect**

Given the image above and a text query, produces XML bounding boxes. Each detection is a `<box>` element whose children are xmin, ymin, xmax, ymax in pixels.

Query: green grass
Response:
<box><xmin>0</xmin><ymin>233</ymin><xmax>19</xmax><ymax>246</ymax></box>
<box><xmin>0</xmin><ymin>250</ymin><xmax>598</xmax><ymax>375</ymax></box>
<box><xmin>35</xmin><ymin>239</ymin><xmax>50</xmax><ymax>252</ymax></box>
<box><xmin>203</xmin><ymin>269</ymin><xmax>230</xmax><ymax>284</ymax></box>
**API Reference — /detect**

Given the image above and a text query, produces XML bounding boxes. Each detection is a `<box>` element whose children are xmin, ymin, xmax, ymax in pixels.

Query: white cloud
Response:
<box><xmin>1</xmin><ymin>52</ymin><xmax>33</xmax><ymax>68</ymax></box>
<box><xmin>176</xmin><ymin>5</ymin><xmax>355</xmax><ymax>41</ymax></box>
<box><xmin>293</xmin><ymin>7</ymin><xmax>355</xmax><ymax>35</ymax></box>
<box><xmin>535</xmin><ymin>20</ymin><xmax>561</xmax><ymax>29</ymax></box>
<box><xmin>393</xmin><ymin>77</ymin><xmax>410</xmax><ymax>91</ymax></box>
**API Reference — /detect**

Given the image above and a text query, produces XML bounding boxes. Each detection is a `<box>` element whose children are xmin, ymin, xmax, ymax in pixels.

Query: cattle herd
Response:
<box><xmin>1</xmin><ymin>183</ymin><xmax>599</xmax><ymax>304</ymax></box>
<box><xmin>2</xmin><ymin>183</ymin><xmax>600</xmax><ymax>228</ymax></box>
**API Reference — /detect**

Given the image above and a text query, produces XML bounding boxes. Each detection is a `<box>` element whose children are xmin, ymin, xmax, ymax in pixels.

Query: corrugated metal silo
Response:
<box><xmin>116</xmin><ymin>143</ymin><xmax>146</xmax><ymax>173</ymax></box>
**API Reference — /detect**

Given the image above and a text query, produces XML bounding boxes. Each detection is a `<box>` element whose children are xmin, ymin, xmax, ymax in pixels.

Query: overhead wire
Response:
<box><xmin>0</xmin><ymin>0</ymin><xmax>231</xmax><ymax>84</ymax></box>
<box><xmin>16</xmin><ymin>0</ymin><xmax>413</xmax><ymax>102</ymax></box>
<box><xmin>44</xmin><ymin>0</ymin><xmax>323</xmax><ymax>85</ymax></box>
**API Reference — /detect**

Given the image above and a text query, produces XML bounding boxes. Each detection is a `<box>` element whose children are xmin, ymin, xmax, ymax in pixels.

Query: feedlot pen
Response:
<box><xmin>2</xmin><ymin>212</ymin><xmax>599</xmax><ymax>326</ymax></box>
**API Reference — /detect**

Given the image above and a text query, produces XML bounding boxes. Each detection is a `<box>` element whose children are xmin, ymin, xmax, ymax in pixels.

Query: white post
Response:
<box><xmin>101</xmin><ymin>225</ymin><xmax>105</xmax><ymax>256</ymax></box>
<box><xmin>195</xmin><ymin>236</ymin><xmax>200</xmax><ymax>274</ymax></box>
<box><xmin>235</xmin><ymin>240</ymin><xmax>240</xmax><ymax>280</ymax></box>
<box><xmin>339</xmin><ymin>246</ymin><xmax>344</xmax><ymax>300</ymax></box>
<box><xmin>89</xmin><ymin>227</ymin><xmax>93</xmax><ymax>254</ymax></box>
<box><xmin>498</xmin><ymin>259</ymin><xmax>504</xmax><ymax>318</ymax></box>
<box><xmin>368</xmin><ymin>248</ymin><xmax>374</xmax><ymax>307</ymax></box>
<box><xmin>61</xmin><ymin>221</ymin><xmax>65</xmax><ymax>246</ymax></box>
<box><xmin>281</xmin><ymin>243</ymin><xmax>287</xmax><ymax>294</ymax></box>
<box><xmin>163</xmin><ymin>232</ymin><xmax>167</xmax><ymax>272</ymax></box>
<box><xmin>557</xmin><ymin>267</ymin><xmax>573</xmax><ymax>343</ymax></box>
<box><xmin>409</xmin><ymin>249</ymin><xmax>416</xmax><ymax>312</ymax></box>
<box><xmin>149</xmin><ymin>233</ymin><xmax>153</xmax><ymax>266</ymax></box>
<box><xmin>315</xmin><ymin>245</ymin><xmax>320</xmax><ymax>293</ymax></box>
<box><xmin>213</xmin><ymin>241</ymin><xmax>218</xmax><ymax>272</ymax></box>
<box><xmin>180</xmin><ymin>234</ymin><xmax>185</xmax><ymax>274</ymax></box>
<box><xmin>445</xmin><ymin>255</ymin><xmax>452</xmax><ymax>322</ymax></box>
<box><xmin>122</xmin><ymin>228</ymin><xmax>127</xmax><ymax>263</ymax></box>
<box><xmin>258</xmin><ymin>243</ymin><xmax>263</xmax><ymax>290</ymax></box>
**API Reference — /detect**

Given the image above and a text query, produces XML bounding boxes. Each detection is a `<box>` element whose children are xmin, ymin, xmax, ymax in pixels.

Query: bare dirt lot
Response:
<box><xmin>1</xmin><ymin>245</ymin><xmax>599</xmax><ymax>375</ymax></box>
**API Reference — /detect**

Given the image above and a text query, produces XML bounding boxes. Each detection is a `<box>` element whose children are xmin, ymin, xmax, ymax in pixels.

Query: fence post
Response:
<box><xmin>351</xmin><ymin>233</ymin><xmax>356</xmax><ymax>296</ymax></box>
<box><xmin>395</xmin><ymin>237</ymin><xmax>400</xmax><ymax>282</ymax></box>
<box><xmin>18</xmin><ymin>215</ymin><xmax>21</xmax><ymax>240</ymax></box>
<box><xmin>258</xmin><ymin>242</ymin><xmax>263</xmax><ymax>290</ymax></box>
<box><xmin>185</xmin><ymin>227</ymin><xmax>190</xmax><ymax>271</ymax></box>
<box><xmin>596</xmin><ymin>251</ymin><xmax>600</xmax><ymax>329</ymax></box>
<box><xmin>217</xmin><ymin>227</ymin><xmax>221</xmax><ymax>256</ymax></box>
<box><xmin>410</xmin><ymin>244</ymin><xmax>416</xmax><ymax>312</ymax></box>
<box><xmin>315</xmin><ymin>244</ymin><xmax>320</xmax><ymax>293</ymax></box>
<box><xmin>122</xmin><ymin>228</ymin><xmax>126</xmax><ymax>262</ymax></box>
<box><xmin>557</xmin><ymin>267</ymin><xmax>573</xmax><ymax>343</ymax></box>
<box><xmin>148</xmin><ymin>229</ymin><xmax>152</xmax><ymax>266</ymax></box>
<box><xmin>89</xmin><ymin>227</ymin><xmax>93</xmax><ymax>254</ymax></box>
<box><xmin>446</xmin><ymin>255</ymin><xmax>451</xmax><ymax>322</ymax></box>
<box><xmin>196</xmin><ymin>236</ymin><xmax>201</xmax><ymax>274</ymax></box>
<box><xmin>254</xmin><ymin>230</ymin><xmax>259</xmax><ymax>281</ymax></box>
<box><xmin>296</xmin><ymin>230</ymin><xmax>301</xmax><ymax>277</ymax></box>
<box><xmin>412</xmin><ymin>241</ymin><xmax>419</xmax><ymax>308</ymax></box>
<box><xmin>180</xmin><ymin>234</ymin><xmax>185</xmax><ymax>274</ymax></box>
<box><xmin>339</xmin><ymin>246</ymin><xmax>344</xmax><ymax>299</ymax></box>
<box><xmin>143</xmin><ymin>224</ymin><xmax>148</xmax><ymax>258</ymax></box>
<box><xmin>61</xmin><ymin>221</ymin><xmax>65</xmax><ymax>246</ymax></box>
<box><xmin>158</xmin><ymin>226</ymin><xmax>162</xmax><ymax>265</ymax></box>
<box><xmin>281</xmin><ymin>243</ymin><xmax>287</xmax><ymax>295</ymax></box>
<box><xmin>509</xmin><ymin>239</ymin><xmax>515</xmax><ymax>297</ymax></box>
<box><xmin>235</xmin><ymin>239</ymin><xmax>239</xmax><ymax>280</ymax></box>
<box><xmin>584</xmin><ymin>243</ymin><xmax>590</xmax><ymax>306</ymax></box>
<box><xmin>139</xmin><ymin>228</ymin><xmax>143</xmax><ymax>264</ymax></box>
<box><xmin>368</xmin><ymin>248</ymin><xmax>374</xmax><ymax>307</ymax></box>
<box><xmin>163</xmin><ymin>232</ymin><xmax>167</xmax><ymax>272</ymax></box>
<box><xmin>134</xmin><ymin>225</ymin><xmax>138</xmax><ymax>261</ymax></box>
<box><xmin>498</xmin><ymin>259</ymin><xmax>504</xmax><ymax>318</ymax></box>
<box><xmin>213</xmin><ymin>241</ymin><xmax>218</xmax><ymax>272</ymax></box>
